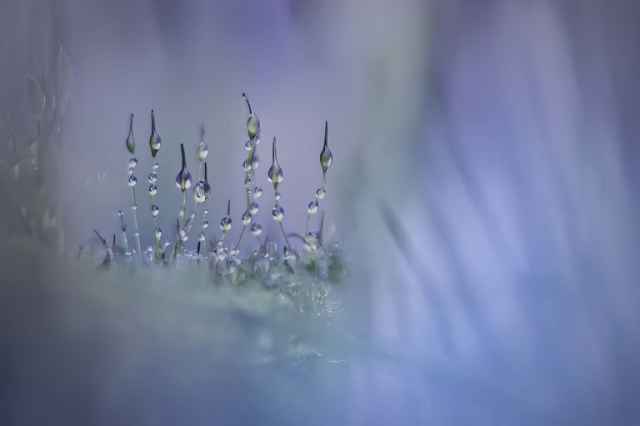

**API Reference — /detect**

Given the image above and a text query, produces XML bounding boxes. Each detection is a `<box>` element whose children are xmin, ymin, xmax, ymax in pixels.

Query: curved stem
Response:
<box><xmin>242</xmin><ymin>92</ymin><xmax>253</xmax><ymax>114</ymax></box>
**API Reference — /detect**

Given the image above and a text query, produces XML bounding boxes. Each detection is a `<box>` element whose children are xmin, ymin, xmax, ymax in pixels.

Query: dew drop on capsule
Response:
<box><xmin>148</xmin><ymin>184</ymin><xmax>158</xmax><ymax>197</ymax></box>
<box><xmin>307</xmin><ymin>199</ymin><xmax>319</xmax><ymax>215</ymax></box>
<box><xmin>128</xmin><ymin>175</ymin><xmax>137</xmax><ymax>187</ymax></box>
<box><xmin>319</xmin><ymin>121</ymin><xmax>333</xmax><ymax>175</ymax></box>
<box><xmin>196</xmin><ymin>141</ymin><xmax>209</xmax><ymax>162</ymax></box>
<box><xmin>272</xmin><ymin>205</ymin><xmax>285</xmax><ymax>222</ymax></box>
<box><xmin>176</xmin><ymin>170</ymin><xmax>192</xmax><ymax>191</ymax></box>
<box><xmin>250</xmin><ymin>223</ymin><xmax>263</xmax><ymax>236</ymax></box>
<box><xmin>126</xmin><ymin>114</ymin><xmax>135</xmax><ymax>154</ymax></box>
<box><xmin>315</xmin><ymin>187</ymin><xmax>326</xmax><ymax>200</ymax></box>
<box><xmin>252</xmin><ymin>186</ymin><xmax>263</xmax><ymax>199</ymax></box>
<box><xmin>220</xmin><ymin>216</ymin><xmax>232</xmax><ymax>233</ymax></box>
<box><xmin>242</xmin><ymin>210</ymin><xmax>252</xmax><ymax>225</ymax></box>
<box><xmin>151</xmin><ymin>204</ymin><xmax>160</xmax><ymax>217</ymax></box>
<box><xmin>248</xmin><ymin>202</ymin><xmax>259</xmax><ymax>216</ymax></box>
<box><xmin>193</xmin><ymin>181</ymin><xmax>206</xmax><ymax>203</ymax></box>
<box><xmin>149</xmin><ymin>110</ymin><xmax>162</xmax><ymax>157</ymax></box>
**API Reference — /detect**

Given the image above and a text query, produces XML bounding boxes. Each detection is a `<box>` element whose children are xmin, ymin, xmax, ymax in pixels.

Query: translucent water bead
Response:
<box><xmin>242</xmin><ymin>210</ymin><xmax>252</xmax><ymax>225</ymax></box>
<box><xmin>202</xmin><ymin>220</ymin><xmax>209</xmax><ymax>229</ymax></box>
<box><xmin>149</xmin><ymin>110</ymin><xmax>162</xmax><ymax>157</ymax></box>
<box><xmin>151</xmin><ymin>204</ymin><xmax>160</xmax><ymax>217</ymax></box>
<box><xmin>126</xmin><ymin>114</ymin><xmax>135</xmax><ymax>154</ymax></box>
<box><xmin>128</xmin><ymin>175</ymin><xmax>137</xmax><ymax>187</ymax></box>
<box><xmin>252</xmin><ymin>186</ymin><xmax>263</xmax><ymax>199</ymax></box>
<box><xmin>320</xmin><ymin>121</ymin><xmax>333</xmax><ymax>174</ymax></box>
<box><xmin>220</xmin><ymin>216</ymin><xmax>232</xmax><ymax>233</ymax></box>
<box><xmin>196</xmin><ymin>141</ymin><xmax>209</xmax><ymax>162</ymax></box>
<box><xmin>147</xmin><ymin>173</ymin><xmax>158</xmax><ymax>184</ymax></box>
<box><xmin>175</xmin><ymin>169</ymin><xmax>192</xmax><ymax>191</ymax></box>
<box><xmin>248</xmin><ymin>202</ymin><xmax>259</xmax><ymax>216</ymax></box>
<box><xmin>244</xmin><ymin>140</ymin><xmax>254</xmax><ymax>151</ymax></box>
<box><xmin>154</xmin><ymin>227</ymin><xmax>162</xmax><ymax>241</ymax></box>
<box><xmin>194</xmin><ymin>181</ymin><xmax>207</xmax><ymax>203</ymax></box>
<box><xmin>315</xmin><ymin>187</ymin><xmax>327</xmax><ymax>200</ymax></box>
<box><xmin>198</xmin><ymin>232</ymin><xmax>206</xmax><ymax>242</ymax></box>
<box><xmin>152</xmin><ymin>162</ymin><xmax>160</xmax><ymax>171</ymax></box>
<box><xmin>272</xmin><ymin>205</ymin><xmax>285</xmax><ymax>222</ymax></box>
<box><xmin>148</xmin><ymin>184</ymin><xmax>158</xmax><ymax>197</ymax></box>
<box><xmin>250</xmin><ymin>223</ymin><xmax>263</xmax><ymax>236</ymax></box>
<box><xmin>307</xmin><ymin>199</ymin><xmax>319</xmax><ymax>214</ymax></box>
<box><xmin>128</xmin><ymin>157</ymin><xmax>138</xmax><ymax>169</ymax></box>
<box><xmin>275</xmin><ymin>191</ymin><xmax>281</xmax><ymax>201</ymax></box>
<box><xmin>242</xmin><ymin>93</ymin><xmax>261</xmax><ymax>140</ymax></box>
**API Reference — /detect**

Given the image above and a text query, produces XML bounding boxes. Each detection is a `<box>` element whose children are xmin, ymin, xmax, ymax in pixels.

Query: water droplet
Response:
<box><xmin>202</xmin><ymin>220</ymin><xmax>209</xmax><ymax>229</ymax></box>
<box><xmin>117</xmin><ymin>210</ymin><xmax>124</xmax><ymax>217</ymax></box>
<box><xmin>244</xmin><ymin>140</ymin><xmax>254</xmax><ymax>151</ymax></box>
<box><xmin>147</xmin><ymin>173</ymin><xmax>158</xmax><ymax>184</ymax></box>
<box><xmin>179</xmin><ymin>207</ymin><xmax>186</xmax><ymax>219</ymax></box>
<box><xmin>199</xmin><ymin>232</ymin><xmax>206</xmax><ymax>242</ymax></box>
<box><xmin>128</xmin><ymin>175</ymin><xmax>137</xmax><ymax>187</ymax></box>
<box><xmin>154</xmin><ymin>227</ymin><xmax>162</xmax><ymax>241</ymax></box>
<box><xmin>247</xmin><ymin>115</ymin><xmax>260</xmax><ymax>140</ymax></box>
<box><xmin>307</xmin><ymin>199</ymin><xmax>319</xmax><ymax>215</ymax></box>
<box><xmin>176</xmin><ymin>170</ymin><xmax>192</xmax><ymax>191</ymax></box>
<box><xmin>267</xmin><ymin>137</ymin><xmax>284</xmax><ymax>190</ymax></box>
<box><xmin>196</xmin><ymin>141</ymin><xmax>209</xmax><ymax>161</ymax></box>
<box><xmin>242</xmin><ymin>159</ymin><xmax>252</xmax><ymax>172</ymax></box>
<box><xmin>152</xmin><ymin>162</ymin><xmax>160</xmax><ymax>171</ymax></box>
<box><xmin>193</xmin><ymin>181</ymin><xmax>207</xmax><ymax>203</ymax></box>
<box><xmin>220</xmin><ymin>216</ymin><xmax>232</xmax><ymax>233</ymax></box>
<box><xmin>315</xmin><ymin>187</ymin><xmax>327</xmax><ymax>200</ymax></box>
<box><xmin>128</xmin><ymin>157</ymin><xmax>138</xmax><ymax>169</ymax></box>
<box><xmin>275</xmin><ymin>191</ymin><xmax>281</xmax><ymax>201</ymax></box>
<box><xmin>242</xmin><ymin>210</ymin><xmax>252</xmax><ymax>225</ymax></box>
<box><xmin>250</xmin><ymin>223</ymin><xmax>263</xmax><ymax>236</ymax></box>
<box><xmin>203</xmin><ymin>209</ymin><xmax>209</xmax><ymax>216</ymax></box>
<box><xmin>149</xmin><ymin>110</ymin><xmax>162</xmax><ymax>157</ymax></box>
<box><xmin>253</xmin><ymin>186</ymin><xmax>263</xmax><ymax>199</ymax></box>
<box><xmin>272</xmin><ymin>205</ymin><xmax>285</xmax><ymax>222</ymax></box>
<box><xmin>151</xmin><ymin>205</ymin><xmax>160</xmax><ymax>217</ymax></box>
<box><xmin>248</xmin><ymin>202</ymin><xmax>259</xmax><ymax>216</ymax></box>
<box><xmin>126</xmin><ymin>114</ymin><xmax>135</xmax><ymax>154</ymax></box>
<box><xmin>320</xmin><ymin>121</ymin><xmax>333</xmax><ymax>175</ymax></box>
<box><xmin>251</xmin><ymin>157</ymin><xmax>259</xmax><ymax>170</ymax></box>
<box><xmin>148</xmin><ymin>184</ymin><xmax>158</xmax><ymax>197</ymax></box>
<box><xmin>179</xmin><ymin>228</ymin><xmax>188</xmax><ymax>242</ymax></box>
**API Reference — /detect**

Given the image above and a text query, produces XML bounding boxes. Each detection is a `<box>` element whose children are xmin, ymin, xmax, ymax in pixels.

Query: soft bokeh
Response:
<box><xmin>1</xmin><ymin>0</ymin><xmax>639</xmax><ymax>425</ymax></box>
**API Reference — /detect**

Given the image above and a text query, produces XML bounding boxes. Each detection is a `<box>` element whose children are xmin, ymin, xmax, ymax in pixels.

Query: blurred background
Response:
<box><xmin>2</xmin><ymin>0</ymin><xmax>640</xmax><ymax>424</ymax></box>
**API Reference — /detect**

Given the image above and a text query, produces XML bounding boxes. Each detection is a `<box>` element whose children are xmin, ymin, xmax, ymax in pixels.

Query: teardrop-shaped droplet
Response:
<box><xmin>220</xmin><ymin>216</ymin><xmax>232</xmax><ymax>233</ymax></box>
<box><xmin>307</xmin><ymin>199</ymin><xmax>319</xmax><ymax>215</ymax></box>
<box><xmin>203</xmin><ymin>208</ymin><xmax>209</xmax><ymax>216</ymax></box>
<box><xmin>149</xmin><ymin>110</ymin><xmax>162</xmax><ymax>157</ymax></box>
<box><xmin>315</xmin><ymin>187</ymin><xmax>327</xmax><ymax>200</ymax></box>
<box><xmin>253</xmin><ymin>186</ymin><xmax>263</xmax><ymax>199</ymax></box>
<box><xmin>193</xmin><ymin>181</ymin><xmax>206</xmax><ymax>203</ymax></box>
<box><xmin>244</xmin><ymin>140</ymin><xmax>254</xmax><ymax>152</ymax></box>
<box><xmin>147</xmin><ymin>173</ymin><xmax>158</xmax><ymax>184</ymax></box>
<box><xmin>272</xmin><ymin>204</ymin><xmax>285</xmax><ymax>222</ymax></box>
<box><xmin>126</xmin><ymin>114</ymin><xmax>136</xmax><ymax>154</ymax></box>
<box><xmin>319</xmin><ymin>121</ymin><xmax>333</xmax><ymax>175</ymax></box>
<box><xmin>128</xmin><ymin>157</ymin><xmax>138</xmax><ymax>169</ymax></box>
<box><xmin>242</xmin><ymin>158</ymin><xmax>252</xmax><ymax>172</ymax></box>
<box><xmin>248</xmin><ymin>202</ymin><xmax>259</xmax><ymax>216</ymax></box>
<box><xmin>196</xmin><ymin>141</ymin><xmax>209</xmax><ymax>162</ymax></box>
<box><xmin>250</xmin><ymin>223</ymin><xmax>263</xmax><ymax>236</ymax></box>
<box><xmin>202</xmin><ymin>220</ymin><xmax>209</xmax><ymax>229</ymax></box>
<box><xmin>267</xmin><ymin>137</ymin><xmax>284</xmax><ymax>191</ymax></box>
<box><xmin>128</xmin><ymin>175</ymin><xmax>137</xmax><ymax>187</ymax></box>
<box><xmin>242</xmin><ymin>210</ymin><xmax>252</xmax><ymax>225</ymax></box>
<box><xmin>242</xmin><ymin>93</ymin><xmax>261</xmax><ymax>140</ymax></box>
<box><xmin>275</xmin><ymin>191</ymin><xmax>281</xmax><ymax>201</ymax></box>
<box><xmin>175</xmin><ymin>144</ymin><xmax>192</xmax><ymax>192</ymax></box>
<box><xmin>151</xmin><ymin>204</ymin><xmax>160</xmax><ymax>217</ymax></box>
<box><xmin>148</xmin><ymin>184</ymin><xmax>158</xmax><ymax>197</ymax></box>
